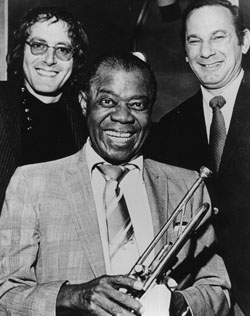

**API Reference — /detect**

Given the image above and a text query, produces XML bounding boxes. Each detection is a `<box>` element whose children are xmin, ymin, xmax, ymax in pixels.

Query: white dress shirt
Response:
<box><xmin>201</xmin><ymin>69</ymin><xmax>244</xmax><ymax>142</ymax></box>
<box><xmin>85</xmin><ymin>139</ymin><xmax>154</xmax><ymax>275</ymax></box>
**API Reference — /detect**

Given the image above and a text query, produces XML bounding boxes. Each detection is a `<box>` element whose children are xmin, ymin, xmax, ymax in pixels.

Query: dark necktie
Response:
<box><xmin>97</xmin><ymin>164</ymin><xmax>134</xmax><ymax>258</ymax></box>
<box><xmin>209</xmin><ymin>95</ymin><xmax>226</xmax><ymax>173</ymax></box>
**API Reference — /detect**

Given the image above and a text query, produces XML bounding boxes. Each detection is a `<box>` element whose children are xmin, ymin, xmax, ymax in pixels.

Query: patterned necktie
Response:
<box><xmin>97</xmin><ymin>164</ymin><xmax>134</xmax><ymax>258</ymax></box>
<box><xmin>209</xmin><ymin>95</ymin><xmax>226</xmax><ymax>173</ymax></box>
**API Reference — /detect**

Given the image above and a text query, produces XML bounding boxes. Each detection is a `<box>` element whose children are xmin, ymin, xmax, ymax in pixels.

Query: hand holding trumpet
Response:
<box><xmin>56</xmin><ymin>275</ymin><xmax>145</xmax><ymax>316</ymax></box>
<box><xmin>56</xmin><ymin>275</ymin><xmax>174</xmax><ymax>316</ymax></box>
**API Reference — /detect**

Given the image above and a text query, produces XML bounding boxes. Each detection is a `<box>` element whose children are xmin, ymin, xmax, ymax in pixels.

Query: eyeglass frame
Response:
<box><xmin>25</xmin><ymin>40</ymin><xmax>74</xmax><ymax>61</ymax></box>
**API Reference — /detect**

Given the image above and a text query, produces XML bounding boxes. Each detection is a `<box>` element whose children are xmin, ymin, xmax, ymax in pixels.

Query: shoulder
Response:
<box><xmin>63</xmin><ymin>90</ymin><xmax>82</xmax><ymax>110</ymax></box>
<box><xmin>157</xmin><ymin>90</ymin><xmax>202</xmax><ymax>125</ymax></box>
<box><xmin>4</xmin><ymin>148</ymin><xmax>88</xmax><ymax>207</ymax></box>
<box><xmin>144</xmin><ymin>158</ymin><xmax>198</xmax><ymax>184</ymax></box>
<box><xmin>0</xmin><ymin>81</ymin><xmax>14</xmax><ymax>96</ymax></box>
<box><xmin>0</xmin><ymin>81</ymin><xmax>10</xmax><ymax>89</ymax></box>
<box><xmin>242</xmin><ymin>70</ymin><xmax>250</xmax><ymax>87</ymax></box>
<box><xmin>10</xmin><ymin>150</ymin><xmax>82</xmax><ymax>190</ymax></box>
<box><xmin>0</xmin><ymin>81</ymin><xmax>19</xmax><ymax>112</ymax></box>
<box><xmin>240</xmin><ymin>71</ymin><xmax>250</xmax><ymax>92</ymax></box>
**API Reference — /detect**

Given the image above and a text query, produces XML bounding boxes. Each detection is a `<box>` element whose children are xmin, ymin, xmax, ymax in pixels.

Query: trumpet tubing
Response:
<box><xmin>128</xmin><ymin>166</ymin><xmax>212</xmax><ymax>297</ymax></box>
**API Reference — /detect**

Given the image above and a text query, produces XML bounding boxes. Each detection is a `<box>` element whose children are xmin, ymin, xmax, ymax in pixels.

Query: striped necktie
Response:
<box><xmin>209</xmin><ymin>95</ymin><xmax>226</xmax><ymax>173</ymax></box>
<box><xmin>97</xmin><ymin>164</ymin><xmax>134</xmax><ymax>258</ymax></box>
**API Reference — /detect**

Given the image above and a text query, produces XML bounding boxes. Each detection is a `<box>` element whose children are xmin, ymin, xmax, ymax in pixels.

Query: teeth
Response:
<box><xmin>106</xmin><ymin>131</ymin><xmax>132</xmax><ymax>142</ymax></box>
<box><xmin>106</xmin><ymin>131</ymin><xmax>131</xmax><ymax>137</ymax></box>
<box><xmin>204</xmin><ymin>62</ymin><xmax>221</xmax><ymax>68</ymax></box>
<box><xmin>37</xmin><ymin>69</ymin><xmax>57</xmax><ymax>76</ymax></box>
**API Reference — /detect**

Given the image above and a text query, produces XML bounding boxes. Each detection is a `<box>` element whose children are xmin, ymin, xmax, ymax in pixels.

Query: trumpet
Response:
<box><xmin>128</xmin><ymin>166</ymin><xmax>212</xmax><ymax>298</ymax></box>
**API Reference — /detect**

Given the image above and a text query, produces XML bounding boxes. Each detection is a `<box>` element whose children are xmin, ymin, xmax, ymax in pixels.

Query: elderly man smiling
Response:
<box><xmin>0</xmin><ymin>51</ymin><xmax>230</xmax><ymax>316</ymax></box>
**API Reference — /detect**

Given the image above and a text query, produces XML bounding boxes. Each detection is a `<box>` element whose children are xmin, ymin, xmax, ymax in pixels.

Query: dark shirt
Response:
<box><xmin>21</xmin><ymin>92</ymin><xmax>76</xmax><ymax>165</ymax></box>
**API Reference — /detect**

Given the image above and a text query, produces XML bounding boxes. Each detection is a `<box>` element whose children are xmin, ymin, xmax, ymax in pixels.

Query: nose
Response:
<box><xmin>43</xmin><ymin>47</ymin><xmax>57</xmax><ymax>65</ymax></box>
<box><xmin>111</xmin><ymin>104</ymin><xmax>135</xmax><ymax>124</ymax></box>
<box><xmin>200</xmin><ymin>40</ymin><xmax>215</xmax><ymax>58</ymax></box>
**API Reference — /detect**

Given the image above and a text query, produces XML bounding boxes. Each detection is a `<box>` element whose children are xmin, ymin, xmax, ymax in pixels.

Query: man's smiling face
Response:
<box><xmin>84</xmin><ymin>66</ymin><xmax>152</xmax><ymax>164</ymax></box>
<box><xmin>185</xmin><ymin>5</ymin><xmax>249</xmax><ymax>91</ymax></box>
<box><xmin>23</xmin><ymin>18</ymin><xmax>73</xmax><ymax>102</ymax></box>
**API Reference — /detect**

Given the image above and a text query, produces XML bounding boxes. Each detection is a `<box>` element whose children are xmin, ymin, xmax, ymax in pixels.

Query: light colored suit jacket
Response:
<box><xmin>0</xmin><ymin>145</ymin><xmax>230</xmax><ymax>316</ymax></box>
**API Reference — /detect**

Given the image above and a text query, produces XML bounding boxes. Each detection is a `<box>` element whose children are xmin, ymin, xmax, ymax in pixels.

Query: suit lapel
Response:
<box><xmin>219</xmin><ymin>80</ymin><xmax>250</xmax><ymax>176</ymax></box>
<box><xmin>191</xmin><ymin>91</ymin><xmax>210</xmax><ymax>157</ymax></box>
<box><xmin>184</xmin><ymin>91</ymin><xmax>208</xmax><ymax>142</ymax></box>
<box><xmin>143</xmin><ymin>161</ymin><xmax>169</xmax><ymax>251</ymax></box>
<box><xmin>181</xmin><ymin>91</ymin><xmax>211</xmax><ymax>170</ymax></box>
<box><xmin>65</xmin><ymin>147</ymin><xmax>106</xmax><ymax>277</ymax></box>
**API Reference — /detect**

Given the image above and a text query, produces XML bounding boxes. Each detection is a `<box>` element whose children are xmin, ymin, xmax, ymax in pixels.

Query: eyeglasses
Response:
<box><xmin>25</xmin><ymin>41</ymin><xmax>74</xmax><ymax>61</ymax></box>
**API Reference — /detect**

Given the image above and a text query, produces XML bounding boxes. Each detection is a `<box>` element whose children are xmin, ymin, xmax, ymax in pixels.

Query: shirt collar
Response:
<box><xmin>201</xmin><ymin>69</ymin><xmax>244</xmax><ymax>106</ymax></box>
<box><xmin>85</xmin><ymin>138</ymin><xmax>143</xmax><ymax>175</ymax></box>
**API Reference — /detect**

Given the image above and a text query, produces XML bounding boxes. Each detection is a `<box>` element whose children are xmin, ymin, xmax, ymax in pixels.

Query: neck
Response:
<box><xmin>203</xmin><ymin>68</ymin><xmax>243</xmax><ymax>96</ymax></box>
<box><xmin>24</xmin><ymin>85</ymin><xmax>62</xmax><ymax>104</ymax></box>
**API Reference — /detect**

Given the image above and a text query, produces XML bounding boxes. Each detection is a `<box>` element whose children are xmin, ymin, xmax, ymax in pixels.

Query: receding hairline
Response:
<box><xmin>88</xmin><ymin>63</ymin><xmax>153</xmax><ymax>95</ymax></box>
<box><xmin>186</xmin><ymin>3</ymin><xmax>235</xmax><ymax>24</ymax></box>
<box><xmin>182</xmin><ymin>0</ymin><xmax>246</xmax><ymax>46</ymax></box>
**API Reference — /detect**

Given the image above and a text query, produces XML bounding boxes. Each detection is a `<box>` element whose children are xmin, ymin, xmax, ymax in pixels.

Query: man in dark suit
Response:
<box><xmin>0</xmin><ymin>6</ymin><xmax>88</xmax><ymax>209</ymax></box>
<box><xmin>144</xmin><ymin>0</ymin><xmax>250</xmax><ymax>314</ymax></box>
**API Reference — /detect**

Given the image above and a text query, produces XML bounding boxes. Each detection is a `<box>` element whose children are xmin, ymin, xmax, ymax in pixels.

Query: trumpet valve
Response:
<box><xmin>133</xmin><ymin>264</ymin><xmax>150</xmax><ymax>280</ymax></box>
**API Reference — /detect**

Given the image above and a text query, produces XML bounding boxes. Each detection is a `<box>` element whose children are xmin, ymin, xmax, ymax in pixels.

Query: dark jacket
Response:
<box><xmin>144</xmin><ymin>75</ymin><xmax>250</xmax><ymax>315</ymax></box>
<box><xmin>0</xmin><ymin>81</ymin><xmax>88</xmax><ymax>209</ymax></box>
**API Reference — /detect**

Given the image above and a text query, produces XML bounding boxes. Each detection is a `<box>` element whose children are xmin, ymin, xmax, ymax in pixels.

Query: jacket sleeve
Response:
<box><xmin>174</xmin><ymin>181</ymin><xmax>231</xmax><ymax>316</ymax></box>
<box><xmin>0</xmin><ymin>167</ymin><xmax>65</xmax><ymax>316</ymax></box>
<box><xmin>144</xmin><ymin>160</ymin><xmax>231</xmax><ymax>316</ymax></box>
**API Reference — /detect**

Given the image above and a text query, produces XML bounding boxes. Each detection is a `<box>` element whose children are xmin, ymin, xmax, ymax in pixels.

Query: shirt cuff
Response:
<box><xmin>170</xmin><ymin>291</ymin><xmax>192</xmax><ymax>316</ymax></box>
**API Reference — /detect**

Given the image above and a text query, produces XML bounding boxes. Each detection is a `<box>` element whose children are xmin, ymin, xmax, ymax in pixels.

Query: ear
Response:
<box><xmin>185</xmin><ymin>56</ymin><xmax>189</xmax><ymax>63</ymax></box>
<box><xmin>78</xmin><ymin>91</ymin><xmax>87</xmax><ymax>117</ymax></box>
<box><xmin>242</xmin><ymin>29</ymin><xmax>250</xmax><ymax>55</ymax></box>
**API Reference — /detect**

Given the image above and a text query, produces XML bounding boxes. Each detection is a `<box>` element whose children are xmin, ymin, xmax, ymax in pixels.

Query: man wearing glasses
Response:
<box><xmin>0</xmin><ymin>6</ymin><xmax>89</xmax><ymax>209</ymax></box>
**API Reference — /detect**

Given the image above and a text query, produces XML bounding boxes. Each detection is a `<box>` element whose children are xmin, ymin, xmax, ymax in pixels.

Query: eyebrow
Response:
<box><xmin>187</xmin><ymin>29</ymin><xmax>229</xmax><ymax>40</ymax></box>
<box><xmin>98</xmin><ymin>88</ymin><xmax>149</xmax><ymax>100</ymax></box>
<box><xmin>29</xmin><ymin>37</ymin><xmax>72</xmax><ymax>46</ymax></box>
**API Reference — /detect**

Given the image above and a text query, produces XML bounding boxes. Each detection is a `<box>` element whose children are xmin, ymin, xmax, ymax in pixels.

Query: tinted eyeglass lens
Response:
<box><xmin>54</xmin><ymin>47</ymin><xmax>73</xmax><ymax>61</ymax></box>
<box><xmin>28</xmin><ymin>42</ymin><xmax>73</xmax><ymax>61</ymax></box>
<box><xmin>30</xmin><ymin>43</ymin><xmax>47</xmax><ymax>54</ymax></box>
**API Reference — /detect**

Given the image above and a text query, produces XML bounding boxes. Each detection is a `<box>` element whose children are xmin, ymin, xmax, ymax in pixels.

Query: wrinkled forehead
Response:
<box><xmin>92</xmin><ymin>65</ymin><xmax>150</xmax><ymax>90</ymax></box>
<box><xmin>88</xmin><ymin>65</ymin><xmax>150</xmax><ymax>97</ymax></box>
